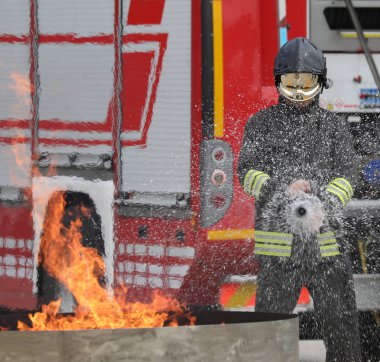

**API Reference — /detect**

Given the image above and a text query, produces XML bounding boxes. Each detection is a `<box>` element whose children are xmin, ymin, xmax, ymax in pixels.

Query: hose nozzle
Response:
<box><xmin>296</xmin><ymin>206</ymin><xmax>307</xmax><ymax>216</ymax></box>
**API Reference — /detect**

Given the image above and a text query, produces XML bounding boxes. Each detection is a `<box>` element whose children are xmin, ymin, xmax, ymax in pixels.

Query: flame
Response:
<box><xmin>9</xmin><ymin>72</ymin><xmax>32</xmax><ymax>99</ymax></box>
<box><xmin>9</xmin><ymin>72</ymin><xmax>31</xmax><ymax>109</ymax></box>
<box><xmin>17</xmin><ymin>192</ymin><xmax>194</xmax><ymax>331</ymax></box>
<box><xmin>7</xmin><ymin>72</ymin><xmax>33</xmax><ymax>191</ymax></box>
<box><xmin>5</xmin><ymin>72</ymin><xmax>193</xmax><ymax>331</ymax></box>
<box><xmin>8</xmin><ymin>72</ymin><xmax>32</xmax><ymax>120</ymax></box>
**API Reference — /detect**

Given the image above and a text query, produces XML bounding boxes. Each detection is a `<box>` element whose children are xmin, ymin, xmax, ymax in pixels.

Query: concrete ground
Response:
<box><xmin>299</xmin><ymin>340</ymin><xmax>326</xmax><ymax>361</ymax></box>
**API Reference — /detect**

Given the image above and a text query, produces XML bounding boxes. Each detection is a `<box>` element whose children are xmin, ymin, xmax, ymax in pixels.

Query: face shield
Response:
<box><xmin>277</xmin><ymin>73</ymin><xmax>321</xmax><ymax>102</ymax></box>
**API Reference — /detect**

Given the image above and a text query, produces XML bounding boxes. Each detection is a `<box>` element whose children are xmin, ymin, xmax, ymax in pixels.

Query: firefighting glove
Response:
<box><xmin>287</xmin><ymin>179</ymin><xmax>311</xmax><ymax>197</ymax></box>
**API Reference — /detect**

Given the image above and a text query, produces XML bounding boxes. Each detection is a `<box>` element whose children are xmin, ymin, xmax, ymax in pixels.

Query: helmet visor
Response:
<box><xmin>278</xmin><ymin>73</ymin><xmax>321</xmax><ymax>102</ymax></box>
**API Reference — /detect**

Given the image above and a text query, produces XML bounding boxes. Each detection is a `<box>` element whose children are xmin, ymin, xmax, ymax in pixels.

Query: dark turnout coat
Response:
<box><xmin>237</xmin><ymin>97</ymin><xmax>357</xmax><ymax>208</ymax></box>
<box><xmin>237</xmin><ymin>97</ymin><xmax>362</xmax><ymax>361</ymax></box>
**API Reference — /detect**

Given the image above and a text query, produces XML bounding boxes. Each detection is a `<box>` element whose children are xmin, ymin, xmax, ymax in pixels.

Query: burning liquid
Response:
<box><xmin>18</xmin><ymin>192</ymin><xmax>193</xmax><ymax>331</ymax></box>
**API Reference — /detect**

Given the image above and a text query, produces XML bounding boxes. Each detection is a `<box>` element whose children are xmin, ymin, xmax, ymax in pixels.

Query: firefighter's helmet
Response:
<box><xmin>274</xmin><ymin>37</ymin><xmax>328</xmax><ymax>102</ymax></box>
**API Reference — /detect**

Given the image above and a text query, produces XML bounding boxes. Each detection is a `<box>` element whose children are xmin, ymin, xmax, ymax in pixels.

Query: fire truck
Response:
<box><xmin>0</xmin><ymin>0</ymin><xmax>379</xmax><ymax>354</ymax></box>
<box><xmin>0</xmin><ymin>0</ymin><xmax>268</xmax><ymax>310</ymax></box>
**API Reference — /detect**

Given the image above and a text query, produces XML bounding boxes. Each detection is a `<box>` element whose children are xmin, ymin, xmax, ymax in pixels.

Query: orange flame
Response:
<box><xmin>7</xmin><ymin>72</ymin><xmax>33</xmax><ymax>194</ymax></box>
<box><xmin>6</xmin><ymin>71</ymin><xmax>193</xmax><ymax>331</ymax></box>
<box><xmin>9</xmin><ymin>72</ymin><xmax>31</xmax><ymax>99</ymax></box>
<box><xmin>18</xmin><ymin>192</ymin><xmax>194</xmax><ymax>331</ymax></box>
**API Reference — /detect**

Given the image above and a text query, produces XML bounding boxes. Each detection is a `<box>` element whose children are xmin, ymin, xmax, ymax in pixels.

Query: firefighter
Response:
<box><xmin>237</xmin><ymin>37</ymin><xmax>361</xmax><ymax>361</ymax></box>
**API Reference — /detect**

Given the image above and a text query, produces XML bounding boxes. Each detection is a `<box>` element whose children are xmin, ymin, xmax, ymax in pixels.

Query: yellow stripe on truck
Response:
<box><xmin>212</xmin><ymin>0</ymin><xmax>224</xmax><ymax>138</ymax></box>
<box><xmin>207</xmin><ymin>229</ymin><xmax>255</xmax><ymax>241</ymax></box>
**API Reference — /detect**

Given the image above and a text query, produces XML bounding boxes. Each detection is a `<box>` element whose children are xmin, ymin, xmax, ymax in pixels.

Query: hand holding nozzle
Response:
<box><xmin>287</xmin><ymin>179</ymin><xmax>311</xmax><ymax>197</ymax></box>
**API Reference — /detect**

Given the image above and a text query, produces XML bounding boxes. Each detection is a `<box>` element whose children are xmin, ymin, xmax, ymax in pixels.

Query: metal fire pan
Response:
<box><xmin>0</xmin><ymin>311</ymin><xmax>299</xmax><ymax>362</ymax></box>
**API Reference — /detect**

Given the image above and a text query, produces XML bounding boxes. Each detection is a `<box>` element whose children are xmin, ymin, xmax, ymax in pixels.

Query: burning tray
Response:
<box><xmin>0</xmin><ymin>310</ymin><xmax>298</xmax><ymax>362</ymax></box>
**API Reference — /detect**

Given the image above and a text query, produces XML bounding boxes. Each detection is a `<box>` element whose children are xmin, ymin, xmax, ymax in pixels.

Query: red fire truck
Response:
<box><xmin>0</xmin><ymin>1</ymin><xmax>379</xmax><ymax>351</ymax></box>
<box><xmin>0</xmin><ymin>0</ymin><xmax>276</xmax><ymax>310</ymax></box>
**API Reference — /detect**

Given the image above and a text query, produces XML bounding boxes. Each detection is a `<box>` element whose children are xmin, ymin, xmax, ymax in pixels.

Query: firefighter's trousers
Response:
<box><xmin>255</xmin><ymin>257</ymin><xmax>361</xmax><ymax>362</ymax></box>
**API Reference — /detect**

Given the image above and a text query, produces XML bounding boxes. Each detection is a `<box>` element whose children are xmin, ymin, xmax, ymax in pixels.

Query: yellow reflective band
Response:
<box><xmin>320</xmin><ymin>244</ymin><xmax>339</xmax><ymax>251</ymax></box>
<box><xmin>331</xmin><ymin>178</ymin><xmax>353</xmax><ymax>198</ymax></box>
<box><xmin>329</xmin><ymin>180</ymin><xmax>352</xmax><ymax>199</ymax></box>
<box><xmin>255</xmin><ymin>230</ymin><xmax>293</xmax><ymax>238</ymax></box>
<box><xmin>327</xmin><ymin>183</ymin><xmax>350</xmax><ymax>200</ymax></box>
<box><xmin>243</xmin><ymin>170</ymin><xmax>270</xmax><ymax>198</ymax></box>
<box><xmin>243</xmin><ymin>170</ymin><xmax>258</xmax><ymax>194</ymax></box>
<box><xmin>327</xmin><ymin>178</ymin><xmax>353</xmax><ymax>207</ymax></box>
<box><xmin>255</xmin><ymin>243</ymin><xmax>291</xmax><ymax>250</ymax></box>
<box><xmin>326</xmin><ymin>184</ymin><xmax>349</xmax><ymax>206</ymax></box>
<box><xmin>255</xmin><ymin>237</ymin><xmax>292</xmax><ymax>245</ymax></box>
<box><xmin>252</xmin><ymin>173</ymin><xmax>270</xmax><ymax>198</ymax></box>
<box><xmin>248</xmin><ymin>171</ymin><xmax>264</xmax><ymax>194</ymax></box>
<box><xmin>253</xmin><ymin>230</ymin><xmax>341</xmax><ymax>258</ymax></box>
<box><xmin>254</xmin><ymin>251</ymin><xmax>291</xmax><ymax>257</ymax></box>
<box><xmin>320</xmin><ymin>240</ymin><xmax>340</xmax><ymax>257</ymax></box>
<box><xmin>319</xmin><ymin>238</ymin><xmax>338</xmax><ymax>245</ymax></box>
<box><xmin>321</xmin><ymin>251</ymin><xmax>341</xmax><ymax>257</ymax></box>
<box><xmin>318</xmin><ymin>231</ymin><xmax>335</xmax><ymax>238</ymax></box>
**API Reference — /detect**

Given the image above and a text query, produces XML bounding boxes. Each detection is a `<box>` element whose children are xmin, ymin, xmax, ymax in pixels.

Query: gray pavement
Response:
<box><xmin>299</xmin><ymin>340</ymin><xmax>326</xmax><ymax>361</ymax></box>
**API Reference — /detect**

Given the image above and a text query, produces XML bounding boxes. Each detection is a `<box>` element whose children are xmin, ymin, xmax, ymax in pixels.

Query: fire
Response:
<box><xmin>9</xmin><ymin>72</ymin><xmax>31</xmax><ymax>109</ymax></box>
<box><xmin>18</xmin><ymin>192</ymin><xmax>194</xmax><ymax>331</ymax></box>
<box><xmin>5</xmin><ymin>72</ymin><xmax>192</xmax><ymax>331</ymax></box>
<box><xmin>7</xmin><ymin>71</ymin><xmax>34</xmax><ymax>195</ymax></box>
<box><xmin>9</xmin><ymin>72</ymin><xmax>31</xmax><ymax>99</ymax></box>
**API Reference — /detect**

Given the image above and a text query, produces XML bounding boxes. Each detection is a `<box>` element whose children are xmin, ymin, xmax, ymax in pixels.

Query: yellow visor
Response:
<box><xmin>278</xmin><ymin>73</ymin><xmax>321</xmax><ymax>102</ymax></box>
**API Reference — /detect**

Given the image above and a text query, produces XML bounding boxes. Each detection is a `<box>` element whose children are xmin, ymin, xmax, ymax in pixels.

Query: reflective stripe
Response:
<box><xmin>248</xmin><ymin>171</ymin><xmax>264</xmax><ymax>192</ymax></box>
<box><xmin>322</xmin><ymin>251</ymin><xmax>341</xmax><ymax>257</ymax></box>
<box><xmin>318</xmin><ymin>232</ymin><xmax>337</xmax><ymax>245</ymax></box>
<box><xmin>326</xmin><ymin>184</ymin><xmax>349</xmax><ymax>206</ymax></box>
<box><xmin>255</xmin><ymin>230</ymin><xmax>293</xmax><ymax>238</ymax></box>
<box><xmin>254</xmin><ymin>230</ymin><xmax>341</xmax><ymax>258</ymax></box>
<box><xmin>255</xmin><ymin>250</ymin><xmax>291</xmax><ymax>257</ymax></box>
<box><xmin>331</xmin><ymin>178</ymin><xmax>353</xmax><ymax>198</ymax></box>
<box><xmin>252</xmin><ymin>173</ymin><xmax>270</xmax><ymax>198</ymax></box>
<box><xmin>255</xmin><ymin>237</ymin><xmax>292</xmax><ymax>245</ymax></box>
<box><xmin>320</xmin><ymin>246</ymin><xmax>340</xmax><ymax>256</ymax></box>
<box><xmin>318</xmin><ymin>231</ymin><xmax>341</xmax><ymax>256</ymax></box>
<box><xmin>243</xmin><ymin>170</ymin><xmax>255</xmax><ymax>194</ymax></box>
<box><xmin>320</xmin><ymin>245</ymin><xmax>339</xmax><ymax>251</ymax></box>
<box><xmin>255</xmin><ymin>242</ymin><xmax>292</xmax><ymax>250</ymax></box>
<box><xmin>243</xmin><ymin>169</ymin><xmax>270</xmax><ymax>198</ymax></box>
<box><xmin>319</xmin><ymin>238</ymin><xmax>337</xmax><ymax>245</ymax></box>
<box><xmin>326</xmin><ymin>178</ymin><xmax>353</xmax><ymax>207</ymax></box>
<box><xmin>254</xmin><ymin>230</ymin><xmax>292</xmax><ymax>257</ymax></box>
<box><xmin>255</xmin><ymin>230</ymin><xmax>293</xmax><ymax>245</ymax></box>
<box><xmin>317</xmin><ymin>231</ymin><xmax>335</xmax><ymax>241</ymax></box>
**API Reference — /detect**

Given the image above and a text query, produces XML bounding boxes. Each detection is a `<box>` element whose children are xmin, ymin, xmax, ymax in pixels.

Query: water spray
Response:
<box><xmin>285</xmin><ymin>194</ymin><xmax>325</xmax><ymax>236</ymax></box>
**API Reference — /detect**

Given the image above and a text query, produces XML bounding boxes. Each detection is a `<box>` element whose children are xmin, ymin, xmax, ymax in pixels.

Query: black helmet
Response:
<box><xmin>274</xmin><ymin>37</ymin><xmax>328</xmax><ymax>92</ymax></box>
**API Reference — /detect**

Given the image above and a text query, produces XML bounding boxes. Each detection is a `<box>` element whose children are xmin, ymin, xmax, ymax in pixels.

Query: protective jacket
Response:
<box><xmin>237</xmin><ymin>97</ymin><xmax>358</xmax><ymax>260</ymax></box>
<box><xmin>238</xmin><ymin>97</ymin><xmax>362</xmax><ymax>361</ymax></box>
